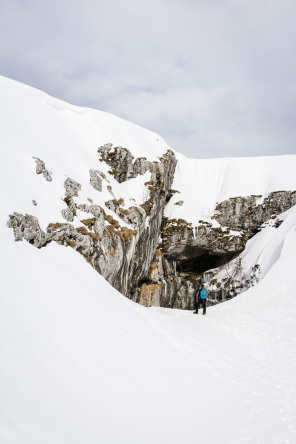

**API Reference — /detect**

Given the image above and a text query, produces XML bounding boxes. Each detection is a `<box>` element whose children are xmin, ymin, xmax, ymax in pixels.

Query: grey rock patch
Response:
<box><xmin>7</xmin><ymin>212</ymin><xmax>48</xmax><ymax>247</ymax></box>
<box><xmin>77</xmin><ymin>204</ymin><xmax>90</xmax><ymax>213</ymax></box>
<box><xmin>33</xmin><ymin>157</ymin><xmax>52</xmax><ymax>182</ymax></box>
<box><xmin>61</xmin><ymin>208</ymin><xmax>75</xmax><ymax>222</ymax></box>
<box><xmin>42</xmin><ymin>169</ymin><xmax>52</xmax><ymax>182</ymax></box>
<box><xmin>33</xmin><ymin>157</ymin><xmax>45</xmax><ymax>174</ymax></box>
<box><xmin>96</xmin><ymin>170</ymin><xmax>109</xmax><ymax>183</ymax></box>
<box><xmin>64</xmin><ymin>177</ymin><xmax>81</xmax><ymax>197</ymax></box>
<box><xmin>89</xmin><ymin>205</ymin><xmax>104</xmax><ymax>218</ymax></box>
<box><xmin>89</xmin><ymin>170</ymin><xmax>103</xmax><ymax>191</ymax></box>
<box><xmin>107</xmin><ymin>185</ymin><xmax>115</xmax><ymax>198</ymax></box>
<box><xmin>174</xmin><ymin>200</ymin><xmax>183</xmax><ymax>206</ymax></box>
<box><xmin>215</xmin><ymin>191</ymin><xmax>296</xmax><ymax>230</ymax></box>
<box><xmin>32</xmin><ymin>200</ymin><xmax>37</xmax><ymax>206</ymax></box>
<box><xmin>98</xmin><ymin>145</ymin><xmax>151</xmax><ymax>183</ymax></box>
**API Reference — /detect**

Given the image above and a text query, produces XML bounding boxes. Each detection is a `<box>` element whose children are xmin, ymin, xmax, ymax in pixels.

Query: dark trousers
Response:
<box><xmin>195</xmin><ymin>298</ymin><xmax>206</xmax><ymax>315</ymax></box>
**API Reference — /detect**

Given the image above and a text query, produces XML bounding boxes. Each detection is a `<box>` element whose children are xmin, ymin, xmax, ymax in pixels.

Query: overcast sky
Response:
<box><xmin>0</xmin><ymin>0</ymin><xmax>295</xmax><ymax>158</ymax></box>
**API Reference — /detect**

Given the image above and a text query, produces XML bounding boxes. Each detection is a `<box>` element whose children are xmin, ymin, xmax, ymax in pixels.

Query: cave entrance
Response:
<box><xmin>169</xmin><ymin>246</ymin><xmax>239</xmax><ymax>275</ymax></box>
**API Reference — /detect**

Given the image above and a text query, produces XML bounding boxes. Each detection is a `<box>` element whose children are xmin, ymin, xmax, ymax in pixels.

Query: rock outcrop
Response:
<box><xmin>8</xmin><ymin>147</ymin><xmax>296</xmax><ymax>310</ymax></box>
<box><xmin>33</xmin><ymin>157</ymin><xmax>52</xmax><ymax>182</ymax></box>
<box><xmin>8</xmin><ymin>146</ymin><xmax>177</xmax><ymax>300</ymax></box>
<box><xmin>136</xmin><ymin>191</ymin><xmax>296</xmax><ymax>309</ymax></box>
<box><xmin>215</xmin><ymin>191</ymin><xmax>296</xmax><ymax>231</ymax></box>
<box><xmin>7</xmin><ymin>213</ymin><xmax>49</xmax><ymax>248</ymax></box>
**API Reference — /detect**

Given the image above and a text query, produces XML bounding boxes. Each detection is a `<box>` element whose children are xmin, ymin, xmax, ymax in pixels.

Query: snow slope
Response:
<box><xmin>1</xmin><ymin>203</ymin><xmax>296</xmax><ymax>444</ymax></box>
<box><xmin>165</xmin><ymin>153</ymin><xmax>296</xmax><ymax>224</ymax></box>
<box><xmin>1</xmin><ymin>75</ymin><xmax>296</xmax><ymax>443</ymax></box>
<box><xmin>0</xmin><ymin>74</ymin><xmax>168</xmax><ymax>234</ymax></box>
<box><xmin>206</xmin><ymin>205</ymin><xmax>296</xmax><ymax>294</ymax></box>
<box><xmin>1</xmin><ymin>219</ymin><xmax>296</xmax><ymax>444</ymax></box>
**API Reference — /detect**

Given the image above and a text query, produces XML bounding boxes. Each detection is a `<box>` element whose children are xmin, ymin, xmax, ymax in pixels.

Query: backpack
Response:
<box><xmin>200</xmin><ymin>288</ymin><xmax>208</xmax><ymax>299</ymax></box>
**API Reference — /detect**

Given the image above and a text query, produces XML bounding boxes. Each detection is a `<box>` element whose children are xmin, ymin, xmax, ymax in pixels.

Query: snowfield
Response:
<box><xmin>1</xmin><ymin>75</ymin><xmax>296</xmax><ymax>443</ymax></box>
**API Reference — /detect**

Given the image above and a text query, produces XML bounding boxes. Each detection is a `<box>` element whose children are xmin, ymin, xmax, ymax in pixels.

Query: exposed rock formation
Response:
<box><xmin>215</xmin><ymin>191</ymin><xmax>296</xmax><ymax>231</ymax></box>
<box><xmin>64</xmin><ymin>177</ymin><xmax>81</xmax><ymax>197</ymax></box>
<box><xmin>7</xmin><ymin>213</ymin><xmax>49</xmax><ymax>248</ymax></box>
<box><xmin>89</xmin><ymin>169</ymin><xmax>108</xmax><ymax>191</ymax></box>
<box><xmin>136</xmin><ymin>191</ymin><xmax>296</xmax><ymax>309</ymax></box>
<box><xmin>98</xmin><ymin>146</ymin><xmax>177</xmax><ymax>296</ymax></box>
<box><xmin>8</xmin><ymin>147</ymin><xmax>296</xmax><ymax>311</ymax></box>
<box><xmin>9</xmin><ymin>146</ymin><xmax>177</xmax><ymax>300</ymax></box>
<box><xmin>98</xmin><ymin>145</ymin><xmax>151</xmax><ymax>183</ymax></box>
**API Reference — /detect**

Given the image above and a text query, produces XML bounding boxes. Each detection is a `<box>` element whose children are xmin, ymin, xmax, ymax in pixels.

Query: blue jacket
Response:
<box><xmin>199</xmin><ymin>288</ymin><xmax>208</xmax><ymax>299</ymax></box>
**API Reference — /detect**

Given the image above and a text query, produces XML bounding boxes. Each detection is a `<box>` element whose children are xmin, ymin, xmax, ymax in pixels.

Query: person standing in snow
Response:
<box><xmin>194</xmin><ymin>285</ymin><xmax>208</xmax><ymax>315</ymax></box>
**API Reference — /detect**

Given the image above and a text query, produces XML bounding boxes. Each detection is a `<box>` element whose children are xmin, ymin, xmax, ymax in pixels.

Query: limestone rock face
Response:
<box><xmin>215</xmin><ymin>191</ymin><xmax>296</xmax><ymax>230</ymax></box>
<box><xmin>8</xmin><ymin>146</ymin><xmax>296</xmax><ymax>311</ymax></box>
<box><xmin>8</xmin><ymin>146</ymin><xmax>177</xmax><ymax>300</ymax></box>
<box><xmin>136</xmin><ymin>191</ymin><xmax>296</xmax><ymax>310</ymax></box>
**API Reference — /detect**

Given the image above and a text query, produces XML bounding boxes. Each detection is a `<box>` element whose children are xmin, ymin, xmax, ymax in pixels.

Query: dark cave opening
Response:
<box><xmin>169</xmin><ymin>247</ymin><xmax>239</xmax><ymax>275</ymax></box>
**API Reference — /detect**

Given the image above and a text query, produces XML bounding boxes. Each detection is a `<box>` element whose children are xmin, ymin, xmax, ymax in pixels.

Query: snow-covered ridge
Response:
<box><xmin>0</xmin><ymin>74</ymin><xmax>170</xmax><ymax>231</ymax></box>
<box><xmin>2</xmin><ymin>73</ymin><xmax>296</xmax><ymax>231</ymax></box>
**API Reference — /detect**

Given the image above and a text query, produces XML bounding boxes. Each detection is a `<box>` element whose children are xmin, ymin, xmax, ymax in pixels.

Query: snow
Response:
<box><xmin>0</xmin><ymin>74</ymin><xmax>168</xmax><ymax>233</ymax></box>
<box><xmin>239</xmin><ymin>205</ymin><xmax>296</xmax><ymax>279</ymax></box>
<box><xmin>1</xmin><ymin>75</ymin><xmax>296</xmax><ymax>443</ymax></box>
<box><xmin>208</xmin><ymin>204</ymin><xmax>296</xmax><ymax>295</ymax></box>
<box><xmin>165</xmin><ymin>152</ymin><xmax>296</xmax><ymax>224</ymax></box>
<box><xmin>1</xmin><ymin>218</ymin><xmax>296</xmax><ymax>443</ymax></box>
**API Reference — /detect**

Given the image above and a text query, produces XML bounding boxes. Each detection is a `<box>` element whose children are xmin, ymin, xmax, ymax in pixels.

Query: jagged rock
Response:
<box><xmin>89</xmin><ymin>169</ymin><xmax>104</xmax><ymax>191</ymax></box>
<box><xmin>98</xmin><ymin>145</ymin><xmax>153</xmax><ymax>183</ymax></box>
<box><xmin>32</xmin><ymin>200</ymin><xmax>37</xmax><ymax>206</ymax></box>
<box><xmin>215</xmin><ymin>191</ymin><xmax>296</xmax><ymax>230</ymax></box>
<box><xmin>61</xmin><ymin>208</ymin><xmax>75</xmax><ymax>222</ymax></box>
<box><xmin>61</xmin><ymin>195</ymin><xmax>77</xmax><ymax>221</ymax></box>
<box><xmin>64</xmin><ymin>177</ymin><xmax>81</xmax><ymax>197</ymax></box>
<box><xmin>33</xmin><ymin>157</ymin><xmax>52</xmax><ymax>182</ymax></box>
<box><xmin>107</xmin><ymin>185</ymin><xmax>115</xmax><ymax>198</ymax></box>
<box><xmin>76</xmin><ymin>204</ymin><xmax>91</xmax><ymax>213</ymax></box>
<box><xmin>8</xmin><ymin>147</ymin><xmax>176</xmax><ymax>304</ymax></box>
<box><xmin>105</xmin><ymin>198</ymin><xmax>125</xmax><ymax>213</ymax></box>
<box><xmin>7</xmin><ymin>213</ymin><xmax>48</xmax><ymax>248</ymax></box>
<box><xmin>89</xmin><ymin>205</ymin><xmax>104</xmax><ymax>218</ymax></box>
<box><xmin>174</xmin><ymin>200</ymin><xmax>183</xmax><ymax>206</ymax></box>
